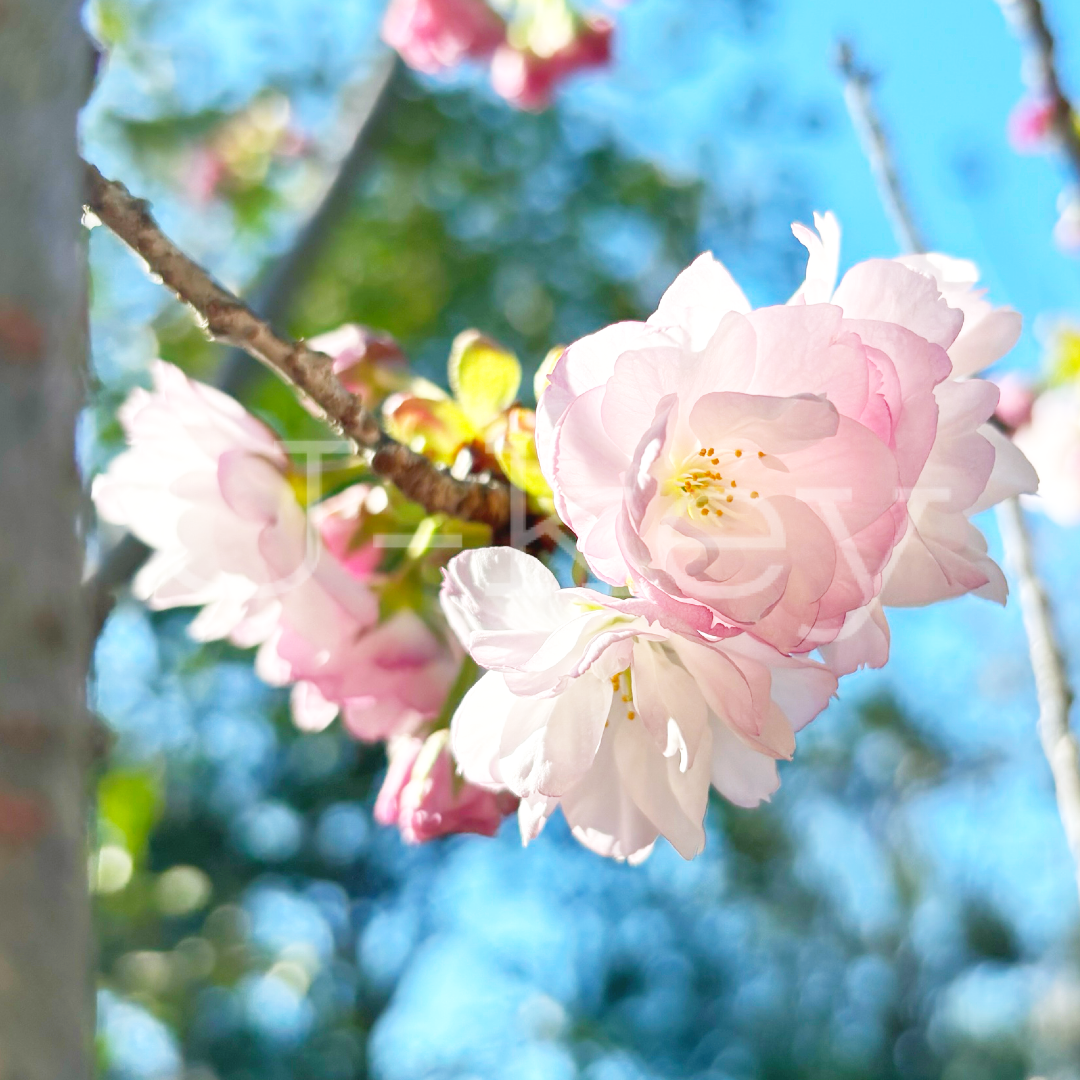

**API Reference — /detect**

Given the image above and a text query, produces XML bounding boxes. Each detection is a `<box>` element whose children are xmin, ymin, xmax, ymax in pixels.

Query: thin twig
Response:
<box><xmin>83</xmin><ymin>163</ymin><xmax>511</xmax><ymax>532</ymax></box>
<box><xmin>995</xmin><ymin>0</ymin><xmax>1080</xmax><ymax>189</ymax></box>
<box><xmin>85</xmin><ymin>57</ymin><xmax>404</xmax><ymax>631</ymax></box>
<box><xmin>838</xmin><ymin>39</ymin><xmax>1080</xmax><ymax>899</ymax></box>
<box><xmin>835</xmin><ymin>41</ymin><xmax>926</xmax><ymax>256</ymax></box>
<box><xmin>997</xmin><ymin>498</ymin><xmax>1080</xmax><ymax>879</ymax></box>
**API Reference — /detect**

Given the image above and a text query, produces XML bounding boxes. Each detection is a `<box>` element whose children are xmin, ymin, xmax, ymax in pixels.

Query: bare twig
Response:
<box><xmin>995</xmin><ymin>0</ymin><xmax>1080</xmax><ymax>189</ymax></box>
<box><xmin>83</xmin><ymin>163</ymin><xmax>511</xmax><ymax>534</ymax></box>
<box><xmin>997</xmin><ymin>498</ymin><xmax>1080</xmax><ymax>881</ymax></box>
<box><xmin>85</xmin><ymin>57</ymin><xmax>403</xmax><ymax>631</ymax></box>
<box><xmin>838</xmin><ymin>40</ymin><xmax>1080</xmax><ymax>899</ymax></box>
<box><xmin>835</xmin><ymin>41</ymin><xmax>926</xmax><ymax>256</ymax></box>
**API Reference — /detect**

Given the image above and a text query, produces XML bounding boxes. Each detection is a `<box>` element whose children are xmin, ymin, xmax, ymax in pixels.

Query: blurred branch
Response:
<box><xmin>994</xmin><ymin>0</ymin><xmax>1080</xmax><ymax>188</ymax></box>
<box><xmin>216</xmin><ymin>53</ymin><xmax>401</xmax><ymax>398</ymax></box>
<box><xmin>837</xmin><ymin>39</ymin><xmax>1080</xmax><ymax>900</ymax></box>
<box><xmin>85</xmin><ymin>57</ymin><xmax>403</xmax><ymax>633</ymax></box>
<box><xmin>835</xmin><ymin>41</ymin><xmax>925</xmax><ymax>255</ymax></box>
<box><xmin>997</xmin><ymin>499</ymin><xmax>1080</xmax><ymax>879</ymax></box>
<box><xmin>83</xmin><ymin>160</ymin><xmax>510</xmax><ymax>510</ymax></box>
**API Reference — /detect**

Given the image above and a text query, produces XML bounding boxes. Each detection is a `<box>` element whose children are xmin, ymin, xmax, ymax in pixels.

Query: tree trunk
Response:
<box><xmin>0</xmin><ymin>2</ymin><xmax>92</xmax><ymax>1078</ymax></box>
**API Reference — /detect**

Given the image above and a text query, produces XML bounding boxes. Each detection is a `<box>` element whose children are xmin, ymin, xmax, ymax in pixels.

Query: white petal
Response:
<box><xmin>789</xmin><ymin>211</ymin><xmax>841</xmax><ymax>305</ymax></box>
<box><xmin>710</xmin><ymin>719</ymin><xmax>780</xmax><ymax>808</ymax></box>
<box><xmin>450</xmin><ymin>671</ymin><xmax>518</xmax><ymax>788</ymax></box>
<box><xmin>649</xmin><ymin>252</ymin><xmax>752</xmax><ymax>351</ymax></box>
<box><xmin>613</xmin><ymin>715</ymin><xmax>711</xmax><ymax>860</ymax></box>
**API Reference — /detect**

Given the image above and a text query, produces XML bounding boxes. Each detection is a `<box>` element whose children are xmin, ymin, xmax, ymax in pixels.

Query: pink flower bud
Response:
<box><xmin>308</xmin><ymin>324</ymin><xmax>409</xmax><ymax>409</ymax></box>
<box><xmin>382</xmin><ymin>0</ymin><xmax>506</xmax><ymax>75</ymax></box>
<box><xmin>1008</xmin><ymin>96</ymin><xmax>1056</xmax><ymax>153</ymax></box>
<box><xmin>490</xmin><ymin>18</ymin><xmax>614</xmax><ymax>111</ymax></box>
<box><xmin>375</xmin><ymin>731</ymin><xmax>517</xmax><ymax>844</ymax></box>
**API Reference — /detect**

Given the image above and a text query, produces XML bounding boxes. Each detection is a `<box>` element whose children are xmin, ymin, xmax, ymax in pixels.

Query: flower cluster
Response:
<box><xmin>441</xmin><ymin>213</ymin><xmax>1037</xmax><ymax>861</ymax></box>
<box><xmin>382</xmin><ymin>0</ymin><xmax>615</xmax><ymax>111</ymax></box>
<box><xmin>93</xmin><ymin>213</ymin><xmax>1038</xmax><ymax>862</ymax></box>
<box><xmin>92</xmin><ymin>355</ymin><xmax>513</xmax><ymax>844</ymax></box>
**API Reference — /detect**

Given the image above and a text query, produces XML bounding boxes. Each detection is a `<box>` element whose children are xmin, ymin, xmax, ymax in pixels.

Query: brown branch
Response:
<box><xmin>83</xmin><ymin>161</ymin><xmax>511</xmax><ymax>530</ymax></box>
<box><xmin>86</xmin><ymin>59</ymin><xmax>402</xmax><ymax>633</ymax></box>
<box><xmin>838</xmin><ymin>38</ymin><xmax>1080</xmax><ymax>900</ymax></box>
<box><xmin>995</xmin><ymin>0</ymin><xmax>1080</xmax><ymax>189</ymax></box>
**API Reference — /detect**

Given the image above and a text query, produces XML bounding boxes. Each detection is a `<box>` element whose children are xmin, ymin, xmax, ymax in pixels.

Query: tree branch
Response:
<box><xmin>838</xmin><ymin>39</ymin><xmax>1080</xmax><ymax>900</ymax></box>
<box><xmin>86</xmin><ymin>56</ymin><xmax>405</xmax><ymax>631</ymax></box>
<box><xmin>83</xmin><ymin>162</ymin><xmax>512</xmax><ymax>533</ymax></box>
<box><xmin>835</xmin><ymin>41</ymin><xmax>925</xmax><ymax>256</ymax></box>
<box><xmin>997</xmin><ymin>497</ymin><xmax>1080</xmax><ymax>883</ymax></box>
<box><xmin>995</xmin><ymin>0</ymin><xmax>1080</xmax><ymax>189</ymax></box>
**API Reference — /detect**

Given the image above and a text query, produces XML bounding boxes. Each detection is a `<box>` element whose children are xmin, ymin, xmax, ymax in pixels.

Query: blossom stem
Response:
<box><xmin>83</xmin><ymin>162</ymin><xmax>512</xmax><ymax>531</ymax></box>
<box><xmin>994</xmin><ymin>0</ymin><xmax>1080</xmax><ymax>189</ymax></box>
<box><xmin>838</xmin><ymin>38</ymin><xmax>1080</xmax><ymax>899</ymax></box>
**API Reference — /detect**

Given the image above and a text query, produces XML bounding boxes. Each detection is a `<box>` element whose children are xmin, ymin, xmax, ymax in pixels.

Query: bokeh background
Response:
<box><xmin>83</xmin><ymin>1</ymin><xmax>1080</xmax><ymax>1077</ymax></box>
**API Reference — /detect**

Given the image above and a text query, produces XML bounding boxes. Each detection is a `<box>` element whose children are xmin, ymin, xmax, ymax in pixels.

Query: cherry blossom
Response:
<box><xmin>382</xmin><ymin>0</ymin><xmax>505</xmax><ymax>75</ymax></box>
<box><xmin>1007</xmin><ymin>95</ymin><xmax>1057</xmax><ymax>153</ymax></box>
<box><xmin>440</xmin><ymin>547</ymin><xmax>836</xmax><ymax>863</ymax></box>
<box><xmin>537</xmin><ymin>214</ymin><xmax>1036</xmax><ymax>668</ymax></box>
<box><xmin>490</xmin><ymin>18</ymin><xmax>613</xmax><ymax>111</ymax></box>
<box><xmin>91</xmin><ymin>362</ymin><xmax>454</xmax><ymax>739</ymax></box>
<box><xmin>375</xmin><ymin>730</ymin><xmax>518</xmax><ymax>843</ymax></box>
<box><xmin>1014</xmin><ymin>383</ymin><xmax>1080</xmax><ymax>526</ymax></box>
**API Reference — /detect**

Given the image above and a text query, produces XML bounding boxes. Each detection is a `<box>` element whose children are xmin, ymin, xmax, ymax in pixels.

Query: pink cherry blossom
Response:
<box><xmin>91</xmin><ymin>362</ymin><xmax>453</xmax><ymax>739</ymax></box>
<box><xmin>382</xmin><ymin>0</ymin><xmax>505</xmax><ymax>75</ymax></box>
<box><xmin>490</xmin><ymin>19</ymin><xmax>613</xmax><ymax>111</ymax></box>
<box><xmin>308</xmin><ymin>324</ymin><xmax>409</xmax><ymax>409</ymax></box>
<box><xmin>92</xmin><ymin>360</ymin><xmax>375</xmax><ymax>646</ymax></box>
<box><xmin>440</xmin><ymin>547</ymin><xmax>836</xmax><ymax>863</ymax></box>
<box><xmin>537</xmin><ymin>214</ymin><xmax>1036</xmax><ymax>666</ymax></box>
<box><xmin>1008</xmin><ymin>96</ymin><xmax>1056</xmax><ymax>153</ymax></box>
<box><xmin>375</xmin><ymin>730</ymin><xmax>518</xmax><ymax>844</ymax></box>
<box><xmin>822</xmin><ymin>247</ymin><xmax>1036</xmax><ymax>671</ymax></box>
<box><xmin>1014</xmin><ymin>383</ymin><xmax>1080</xmax><ymax>526</ymax></box>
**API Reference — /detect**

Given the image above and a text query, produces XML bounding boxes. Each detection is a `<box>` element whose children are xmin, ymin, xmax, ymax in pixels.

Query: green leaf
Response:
<box><xmin>448</xmin><ymin>330</ymin><xmax>521</xmax><ymax>430</ymax></box>
<box><xmin>97</xmin><ymin>768</ymin><xmax>163</xmax><ymax>861</ymax></box>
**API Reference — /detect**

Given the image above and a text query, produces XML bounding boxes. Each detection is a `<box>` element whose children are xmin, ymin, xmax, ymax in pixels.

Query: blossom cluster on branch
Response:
<box><xmin>382</xmin><ymin>0</ymin><xmax>616</xmax><ymax>110</ymax></box>
<box><xmin>93</xmin><ymin>212</ymin><xmax>1039</xmax><ymax>862</ymax></box>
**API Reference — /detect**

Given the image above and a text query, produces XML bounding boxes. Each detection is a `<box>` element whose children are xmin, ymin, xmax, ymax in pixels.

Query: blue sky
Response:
<box><xmin>568</xmin><ymin>0</ymin><xmax>1080</xmax><ymax>372</ymax></box>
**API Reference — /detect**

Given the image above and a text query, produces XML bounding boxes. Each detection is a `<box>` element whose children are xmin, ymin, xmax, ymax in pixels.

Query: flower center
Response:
<box><xmin>608</xmin><ymin>668</ymin><xmax>635</xmax><ymax>723</ymax></box>
<box><xmin>667</xmin><ymin>444</ymin><xmax>764</xmax><ymax>521</ymax></box>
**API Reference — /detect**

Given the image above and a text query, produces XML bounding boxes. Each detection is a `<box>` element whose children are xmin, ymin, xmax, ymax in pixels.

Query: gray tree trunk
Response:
<box><xmin>0</xmin><ymin>2</ymin><xmax>92</xmax><ymax>1078</ymax></box>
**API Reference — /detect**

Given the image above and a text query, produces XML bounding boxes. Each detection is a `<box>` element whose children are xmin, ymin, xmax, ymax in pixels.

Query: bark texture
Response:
<box><xmin>0</xmin><ymin>2</ymin><xmax>92</xmax><ymax>1077</ymax></box>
